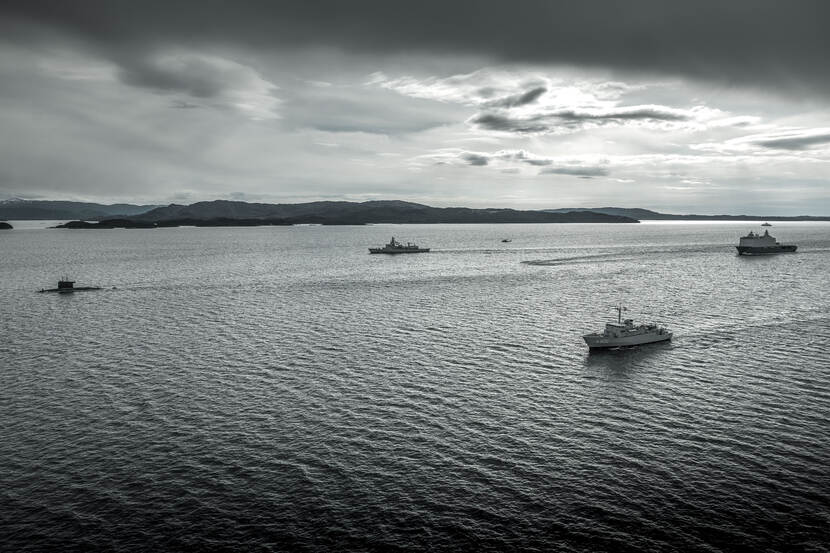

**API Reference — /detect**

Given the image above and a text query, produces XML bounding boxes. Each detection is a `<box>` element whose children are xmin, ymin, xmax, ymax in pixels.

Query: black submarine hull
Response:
<box><xmin>38</xmin><ymin>287</ymin><xmax>102</xmax><ymax>293</ymax></box>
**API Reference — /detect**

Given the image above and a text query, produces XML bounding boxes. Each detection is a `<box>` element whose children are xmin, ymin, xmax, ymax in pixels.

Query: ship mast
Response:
<box><xmin>615</xmin><ymin>304</ymin><xmax>627</xmax><ymax>323</ymax></box>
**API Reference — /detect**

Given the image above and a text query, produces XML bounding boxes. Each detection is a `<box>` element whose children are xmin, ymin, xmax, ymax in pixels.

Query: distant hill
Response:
<box><xmin>0</xmin><ymin>199</ymin><xmax>159</xmax><ymax>220</ymax></box>
<box><xmin>129</xmin><ymin>200</ymin><xmax>637</xmax><ymax>225</ymax></box>
<box><xmin>545</xmin><ymin>207</ymin><xmax>830</xmax><ymax>221</ymax></box>
<box><xmin>13</xmin><ymin>198</ymin><xmax>829</xmax><ymax>223</ymax></box>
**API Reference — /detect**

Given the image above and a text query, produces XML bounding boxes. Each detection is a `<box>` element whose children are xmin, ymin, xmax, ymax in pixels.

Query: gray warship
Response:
<box><xmin>369</xmin><ymin>237</ymin><xmax>430</xmax><ymax>254</ymax></box>
<box><xmin>736</xmin><ymin>229</ymin><xmax>796</xmax><ymax>255</ymax></box>
<box><xmin>583</xmin><ymin>306</ymin><xmax>672</xmax><ymax>349</ymax></box>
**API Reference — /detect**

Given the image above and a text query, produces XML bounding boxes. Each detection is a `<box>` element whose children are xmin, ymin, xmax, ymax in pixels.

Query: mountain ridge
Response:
<box><xmin>544</xmin><ymin>207</ymin><xmax>830</xmax><ymax>221</ymax></box>
<box><xmin>5</xmin><ymin>199</ymin><xmax>830</xmax><ymax>223</ymax></box>
<box><xmin>126</xmin><ymin>200</ymin><xmax>636</xmax><ymax>225</ymax></box>
<box><xmin>0</xmin><ymin>199</ymin><xmax>159</xmax><ymax>220</ymax></box>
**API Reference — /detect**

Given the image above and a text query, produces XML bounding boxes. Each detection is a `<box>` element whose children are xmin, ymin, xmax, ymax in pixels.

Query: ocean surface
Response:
<box><xmin>1</xmin><ymin>222</ymin><xmax>829</xmax><ymax>552</ymax></box>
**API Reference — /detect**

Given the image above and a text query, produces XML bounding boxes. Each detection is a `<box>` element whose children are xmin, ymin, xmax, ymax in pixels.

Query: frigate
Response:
<box><xmin>369</xmin><ymin>237</ymin><xmax>430</xmax><ymax>254</ymax></box>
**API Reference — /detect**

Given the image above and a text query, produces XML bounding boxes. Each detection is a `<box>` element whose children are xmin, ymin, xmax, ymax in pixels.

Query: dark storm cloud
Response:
<box><xmin>4</xmin><ymin>1</ymin><xmax>830</xmax><ymax>94</ymax></box>
<box><xmin>540</xmin><ymin>167</ymin><xmax>610</xmax><ymax>177</ymax></box>
<box><xmin>754</xmin><ymin>132</ymin><xmax>830</xmax><ymax>150</ymax></box>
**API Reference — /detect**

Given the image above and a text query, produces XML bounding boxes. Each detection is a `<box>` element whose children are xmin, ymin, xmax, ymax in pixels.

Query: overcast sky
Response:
<box><xmin>2</xmin><ymin>1</ymin><xmax>829</xmax><ymax>214</ymax></box>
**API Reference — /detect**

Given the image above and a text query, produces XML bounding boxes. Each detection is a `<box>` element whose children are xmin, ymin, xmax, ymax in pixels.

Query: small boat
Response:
<box><xmin>761</xmin><ymin>222</ymin><xmax>772</xmax><ymax>227</ymax></box>
<box><xmin>583</xmin><ymin>306</ymin><xmax>672</xmax><ymax>349</ymax></box>
<box><xmin>39</xmin><ymin>278</ymin><xmax>101</xmax><ymax>293</ymax></box>
<box><xmin>501</xmin><ymin>239</ymin><xmax>512</xmax><ymax>243</ymax></box>
<box><xmin>369</xmin><ymin>237</ymin><xmax>430</xmax><ymax>254</ymax></box>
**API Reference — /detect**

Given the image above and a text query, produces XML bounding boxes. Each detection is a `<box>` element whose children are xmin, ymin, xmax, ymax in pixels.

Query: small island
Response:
<box><xmin>55</xmin><ymin>219</ymin><xmax>157</xmax><ymax>229</ymax></box>
<box><xmin>53</xmin><ymin>218</ymin><xmax>294</xmax><ymax>229</ymax></box>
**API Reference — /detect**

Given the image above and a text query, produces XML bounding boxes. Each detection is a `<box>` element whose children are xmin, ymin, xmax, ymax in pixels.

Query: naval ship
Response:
<box><xmin>736</xmin><ymin>229</ymin><xmax>797</xmax><ymax>255</ymax></box>
<box><xmin>38</xmin><ymin>278</ymin><xmax>101</xmax><ymax>294</ymax></box>
<box><xmin>583</xmin><ymin>306</ymin><xmax>672</xmax><ymax>349</ymax></box>
<box><xmin>369</xmin><ymin>237</ymin><xmax>430</xmax><ymax>254</ymax></box>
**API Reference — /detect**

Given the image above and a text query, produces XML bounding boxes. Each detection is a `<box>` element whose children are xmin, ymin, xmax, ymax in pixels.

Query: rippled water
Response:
<box><xmin>2</xmin><ymin>222</ymin><xmax>829</xmax><ymax>552</ymax></box>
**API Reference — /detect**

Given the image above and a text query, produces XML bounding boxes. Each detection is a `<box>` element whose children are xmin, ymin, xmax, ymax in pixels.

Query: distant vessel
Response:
<box><xmin>583</xmin><ymin>306</ymin><xmax>672</xmax><ymax>349</ymax></box>
<box><xmin>761</xmin><ymin>222</ymin><xmax>772</xmax><ymax>226</ymax></box>
<box><xmin>736</xmin><ymin>229</ymin><xmax>796</xmax><ymax>255</ymax></box>
<box><xmin>369</xmin><ymin>237</ymin><xmax>430</xmax><ymax>254</ymax></box>
<box><xmin>501</xmin><ymin>239</ymin><xmax>512</xmax><ymax>243</ymax></box>
<box><xmin>39</xmin><ymin>278</ymin><xmax>101</xmax><ymax>294</ymax></box>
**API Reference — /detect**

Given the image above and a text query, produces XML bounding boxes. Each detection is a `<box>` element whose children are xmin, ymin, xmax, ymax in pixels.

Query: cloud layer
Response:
<box><xmin>374</xmin><ymin>71</ymin><xmax>731</xmax><ymax>135</ymax></box>
<box><xmin>419</xmin><ymin>149</ymin><xmax>611</xmax><ymax>179</ymax></box>
<box><xmin>119</xmin><ymin>52</ymin><xmax>281</xmax><ymax>119</ymax></box>
<box><xmin>5</xmin><ymin>1</ymin><xmax>830</xmax><ymax>95</ymax></box>
<box><xmin>1</xmin><ymin>1</ymin><xmax>829</xmax><ymax>214</ymax></box>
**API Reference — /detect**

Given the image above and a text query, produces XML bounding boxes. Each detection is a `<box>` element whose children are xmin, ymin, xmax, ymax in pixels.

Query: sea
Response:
<box><xmin>1</xmin><ymin>221</ymin><xmax>829</xmax><ymax>552</ymax></box>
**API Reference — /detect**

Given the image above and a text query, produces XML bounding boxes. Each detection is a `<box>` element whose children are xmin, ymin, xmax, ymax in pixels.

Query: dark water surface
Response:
<box><xmin>2</xmin><ymin>222</ymin><xmax>829</xmax><ymax>552</ymax></box>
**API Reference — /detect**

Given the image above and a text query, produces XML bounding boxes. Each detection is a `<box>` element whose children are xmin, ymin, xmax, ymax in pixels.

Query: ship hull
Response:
<box><xmin>583</xmin><ymin>332</ymin><xmax>672</xmax><ymax>349</ymax></box>
<box><xmin>369</xmin><ymin>248</ymin><xmax>430</xmax><ymax>254</ymax></box>
<box><xmin>38</xmin><ymin>287</ymin><xmax>101</xmax><ymax>293</ymax></box>
<box><xmin>736</xmin><ymin>245</ymin><xmax>797</xmax><ymax>255</ymax></box>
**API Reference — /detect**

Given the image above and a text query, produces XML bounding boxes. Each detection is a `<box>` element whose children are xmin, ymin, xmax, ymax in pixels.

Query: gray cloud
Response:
<box><xmin>114</xmin><ymin>51</ymin><xmax>283</xmax><ymax>119</ymax></box>
<box><xmin>470</xmin><ymin>105</ymin><xmax>691</xmax><ymax>134</ymax></box>
<box><xmin>497</xmin><ymin>151</ymin><xmax>553</xmax><ymax>166</ymax></box>
<box><xmin>486</xmin><ymin>86</ymin><xmax>547</xmax><ymax>108</ymax></box>
<box><xmin>754</xmin><ymin>132</ymin><xmax>830</xmax><ymax>150</ymax></box>
<box><xmin>121</xmin><ymin>57</ymin><xmax>227</xmax><ymax>98</ymax></box>
<box><xmin>470</xmin><ymin>113</ymin><xmax>549</xmax><ymax>133</ymax></box>
<box><xmin>170</xmin><ymin>100</ymin><xmax>200</xmax><ymax>109</ymax></box>
<box><xmin>555</xmin><ymin>107</ymin><xmax>689</xmax><ymax>122</ymax></box>
<box><xmin>4</xmin><ymin>1</ymin><xmax>830</xmax><ymax>95</ymax></box>
<box><xmin>540</xmin><ymin>166</ymin><xmax>610</xmax><ymax>177</ymax></box>
<box><xmin>460</xmin><ymin>153</ymin><xmax>489</xmax><ymax>166</ymax></box>
<box><xmin>433</xmin><ymin>150</ymin><xmax>608</xmax><ymax>176</ymax></box>
<box><xmin>281</xmin><ymin>85</ymin><xmax>457</xmax><ymax>134</ymax></box>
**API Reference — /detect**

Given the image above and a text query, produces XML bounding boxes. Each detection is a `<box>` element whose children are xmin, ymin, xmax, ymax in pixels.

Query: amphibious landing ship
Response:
<box><xmin>736</xmin><ymin>229</ymin><xmax>797</xmax><ymax>255</ymax></box>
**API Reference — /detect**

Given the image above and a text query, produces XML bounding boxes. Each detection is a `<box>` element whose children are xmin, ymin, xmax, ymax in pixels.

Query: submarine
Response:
<box><xmin>39</xmin><ymin>279</ymin><xmax>102</xmax><ymax>294</ymax></box>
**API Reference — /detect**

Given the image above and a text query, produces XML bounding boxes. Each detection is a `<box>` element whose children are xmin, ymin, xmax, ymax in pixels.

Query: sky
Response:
<box><xmin>1</xmin><ymin>1</ymin><xmax>830</xmax><ymax>214</ymax></box>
